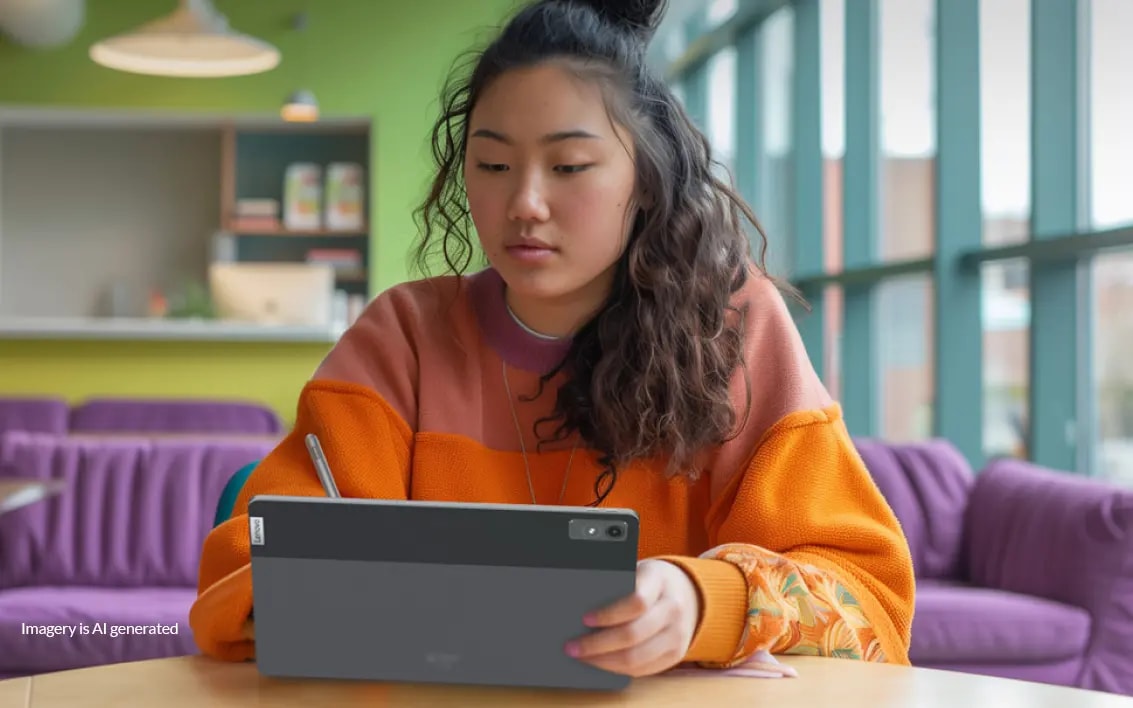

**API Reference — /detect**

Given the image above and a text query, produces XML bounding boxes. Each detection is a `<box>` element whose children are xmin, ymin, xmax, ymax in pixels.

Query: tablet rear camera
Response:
<box><xmin>569</xmin><ymin>518</ymin><xmax>628</xmax><ymax>542</ymax></box>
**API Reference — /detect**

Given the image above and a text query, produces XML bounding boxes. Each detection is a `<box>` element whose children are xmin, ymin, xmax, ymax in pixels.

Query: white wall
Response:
<box><xmin>0</xmin><ymin>125</ymin><xmax>220</xmax><ymax>318</ymax></box>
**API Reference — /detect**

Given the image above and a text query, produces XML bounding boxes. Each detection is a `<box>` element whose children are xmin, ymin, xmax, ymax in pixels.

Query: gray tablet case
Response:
<box><xmin>247</xmin><ymin>495</ymin><xmax>640</xmax><ymax>691</ymax></box>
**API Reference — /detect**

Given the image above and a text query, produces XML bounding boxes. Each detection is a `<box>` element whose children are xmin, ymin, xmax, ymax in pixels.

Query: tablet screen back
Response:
<box><xmin>248</xmin><ymin>496</ymin><xmax>640</xmax><ymax>691</ymax></box>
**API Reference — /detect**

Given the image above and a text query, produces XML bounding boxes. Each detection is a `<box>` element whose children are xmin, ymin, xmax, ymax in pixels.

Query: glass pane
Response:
<box><xmin>1090</xmin><ymin>0</ymin><xmax>1133</xmax><ymax>229</ymax></box>
<box><xmin>822</xmin><ymin>0</ymin><xmax>845</xmax><ymax>274</ymax></box>
<box><xmin>879</xmin><ymin>0</ymin><xmax>936</xmax><ymax>261</ymax></box>
<box><xmin>671</xmin><ymin>82</ymin><xmax>685</xmax><ymax>106</ymax></box>
<box><xmin>824</xmin><ymin>286</ymin><xmax>844</xmax><ymax>401</ymax></box>
<box><xmin>877</xmin><ymin>275</ymin><xmax>935</xmax><ymax>441</ymax></box>
<box><xmin>706</xmin><ymin>0</ymin><xmax>739</xmax><ymax>28</ymax></box>
<box><xmin>982</xmin><ymin>261</ymin><xmax>1031</xmax><ymax>460</ymax></box>
<box><xmin>1093</xmin><ymin>250</ymin><xmax>1133</xmax><ymax>487</ymax></box>
<box><xmin>706</xmin><ymin>47</ymin><xmax>737</xmax><ymax>178</ymax></box>
<box><xmin>821</xmin><ymin>0</ymin><xmax>845</xmax><ymax>403</ymax></box>
<box><xmin>979</xmin><ymin>0</ymin><xmax>1031</xmax><ymax>245</ymax></box>
<box><xmin>757</xmin><ymin>7</ymin><xmax>795</xmax><ymax>278</ymax></box>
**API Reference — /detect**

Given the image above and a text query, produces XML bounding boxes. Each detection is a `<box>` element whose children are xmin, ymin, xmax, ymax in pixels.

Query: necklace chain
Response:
<box><xmin>502</xmin><ymin>359</ymin><xmax>577</xmax><ymax>505</ymax></box>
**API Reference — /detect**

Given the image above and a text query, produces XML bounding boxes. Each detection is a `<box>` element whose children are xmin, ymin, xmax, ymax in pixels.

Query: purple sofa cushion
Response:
<box><xmin>965</xmin><ymin>457</ymin><xmax>1133</xmax><ymax>695</ymax></box>
<box><xmin>0</xmin><ymin>586</ymin><xmax>198</xmax><ymax>673</ymax></box>
<box><xmin>853</xmin><ymin>438</ymin><xmax>974</xmax><ymax>579</ymax></box>
<box><xmin>0</xmin><ymin>431</ymin><xmax>277</xmax><ymax>590</ymax></box>
<box><xmin>911</xmin><ymin>580</ymin><xmax>1091</xmax><ymax>664</ymax></box>
<box><xmin>69</xmin><ymin>398</ymin><xmax>283</xmax><ymax>435</ymax></box>
<box><xmin>0</xmin><ymin>397</ymin><xmax>68</xmax><ymax>436</ymax></box>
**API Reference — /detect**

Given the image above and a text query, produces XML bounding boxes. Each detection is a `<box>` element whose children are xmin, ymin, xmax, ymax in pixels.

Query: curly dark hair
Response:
<box><xmin>412</xmin><ymin>0</ymin><xmax>784</xmax><ymax>505</ymax></box>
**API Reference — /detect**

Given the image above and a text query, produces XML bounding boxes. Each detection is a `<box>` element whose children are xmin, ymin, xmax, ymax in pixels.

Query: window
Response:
<box><xmin>980</xmin><ymin>0</ymin><xmax>1033</xmax><ymax>466</ymax></box>
<box><xmin>878</xmin><ymin>275</ymin><xmax>935</xmax><ymax>441</ymax></box>
<box><xmin>706</xmin><ymin>47</ymin><xmax>737</xmax><ymax>178</ymax></box>
<box><xmin>878</xmin><ymin>0</ymin><xmax>936</xmax><ymax>261</ymax></box>
<box><xmin>1093</xmin><ymin>251</ymin><xmax>1133</xmax><ymax>487</ymax></box>
<box><xmin>706</xmin><ymin>0</ymin><xmax>739</xmax><ymax>29</ymax></box>
<box><xmin>821</xmin><ymin>0</ymin><xmax>846</xmax><ymax>401</ymax></box>
<box><xmin>979</xmin><ymin>0</ymin><xmax>1031</xmax><ymax>246</ymax></box>
<box><xmin>757</xmin><ymin>6</ymin><xmax>795</xmax><ymax>279</ymax></box>
<box><xmin>982</xmin><ymin>261</ymin><xmax>1030</xmax><ymax>460</ymax></box>
<box><xmin>1089</xmin><ymin>0</ymin><xmax>1133</xmax><ymax>487</ymax></box>
<box><xmin>1088</xmin><ymin>0</ymin><xmax>1133</xmax><ymax>230</ymax></box>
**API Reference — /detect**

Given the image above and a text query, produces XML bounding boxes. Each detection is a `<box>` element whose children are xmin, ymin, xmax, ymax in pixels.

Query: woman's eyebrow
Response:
<box><xmin>470</xmin><ymin>128</ymin><xmax>603</xmax><ymax>145</ymax></box>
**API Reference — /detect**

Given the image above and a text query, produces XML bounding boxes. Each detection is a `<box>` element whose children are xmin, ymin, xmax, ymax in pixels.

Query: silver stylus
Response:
<box><xmin>304</xmin><ymin>433</ymin><xmax>341</xmax><ymax>498</ymax></box>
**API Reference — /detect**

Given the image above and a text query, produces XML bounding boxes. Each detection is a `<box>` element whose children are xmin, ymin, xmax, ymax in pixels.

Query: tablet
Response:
<box><xmin>246</xmin><ymin>495</ymin><xmax>640</xmax><ymax>691</ymax></box>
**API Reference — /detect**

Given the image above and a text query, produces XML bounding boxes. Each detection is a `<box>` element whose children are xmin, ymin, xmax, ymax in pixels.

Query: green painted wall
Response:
<box><xmin>0</xmin><ymin>0</ymin><xmax>518</xmax><ymax>423</ymax></box>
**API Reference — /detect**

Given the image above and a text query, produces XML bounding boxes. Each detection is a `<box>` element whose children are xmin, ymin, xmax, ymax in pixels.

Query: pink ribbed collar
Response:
<box><xmin>467</xmin><ymin>267</ymin><xmax>573</xmax><ymax>374</ymax></box>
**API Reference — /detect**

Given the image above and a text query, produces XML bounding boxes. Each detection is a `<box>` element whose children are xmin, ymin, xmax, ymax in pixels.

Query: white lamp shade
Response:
<box><xmin>89</xmin><ymin>0</ymin><xmax>279</xmax><ymax>78</ymax></box>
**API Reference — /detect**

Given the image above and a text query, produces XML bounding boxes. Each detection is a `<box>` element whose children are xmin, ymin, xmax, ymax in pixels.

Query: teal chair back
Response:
<box><xmin>213</xmin><ymin>461</ymin><xmax>258</xmax><ymax>527</ymax></box>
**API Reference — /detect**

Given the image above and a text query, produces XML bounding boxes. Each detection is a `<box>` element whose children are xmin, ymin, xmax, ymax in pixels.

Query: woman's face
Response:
<box><xmin>464</xmin><ymin>62</ymin><xmax>638</xmax><ymax>332</ymax></box>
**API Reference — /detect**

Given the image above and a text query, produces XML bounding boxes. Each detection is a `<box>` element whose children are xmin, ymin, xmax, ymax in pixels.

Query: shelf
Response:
<box><xmin>0</xmin><ymin>317</ymin><xmax>345</xmax><ymax>343</ymax></box>
<box><xmin>224</xmin><ymin>224</ymin><xmax>369</xmax><ymax>237</ymax></box>
<box><xmin>334</xmin><ymin>273</ymin><xmax>369</xmax><ymax>283</ymax></box>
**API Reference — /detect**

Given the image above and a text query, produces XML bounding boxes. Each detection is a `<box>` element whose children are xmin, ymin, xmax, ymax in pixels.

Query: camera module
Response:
<box><xmin>568</xmin><ymin>518</ymin><xmax>629</xmax><ymax>542</ymax></box>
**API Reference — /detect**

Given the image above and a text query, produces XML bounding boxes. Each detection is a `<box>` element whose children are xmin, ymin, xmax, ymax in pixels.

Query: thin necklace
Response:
<box><xmin>504</xmin><ymin>299</ymin><xmax>562</xmax><ymax>341</ymax></box>
<box><xmin>502</xmin><ymin>359</ymin><xmax>578</xmax><ymax>505</ymax></box>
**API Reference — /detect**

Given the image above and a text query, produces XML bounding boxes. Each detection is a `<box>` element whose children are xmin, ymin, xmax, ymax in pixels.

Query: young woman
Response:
<box><xmin>190</xmin><ymin>0</ymin><xmax>915</xmax><ymax>679</ymax></box>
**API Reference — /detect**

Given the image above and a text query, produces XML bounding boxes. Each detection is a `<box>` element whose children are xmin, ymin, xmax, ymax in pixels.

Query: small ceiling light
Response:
<box><xmin>281</xmin><ymin>89</ymin><xmax>319</xmax><ymax>122</ymax></box>
<box><xmin>280</xmin><ymin>10</ymin><xmax>317</xmax><ymax>122</ymax></box>
<box><xmin>89</xmin><ymin>0</ymin><xmax>280</xmax><ymax>78</ymax></box>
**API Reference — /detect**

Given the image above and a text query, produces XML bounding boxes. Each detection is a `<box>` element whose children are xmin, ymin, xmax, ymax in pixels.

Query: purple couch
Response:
<box><xmin>0</xmin><ymin>430</ymin><xmax>277</xmax><ymax>679</ymax></box>
<box><xmin>0</xmin><ymin>397</ymin><xmax>69</xmax><ymax>437</ymax></box>
<box><xmin>0</xmin><ymin>396</ymin><xmax>283</xmax><ymax>439</ymax></box>
<box><xmin>69</xmin><ymin>398</ymin><xmax>283</xmax><ymax>435</ymax></box>
<box><xmin>857</xmin><ymin>438</ymin><xmax>1133</xmax><ymax>696</ymax></box>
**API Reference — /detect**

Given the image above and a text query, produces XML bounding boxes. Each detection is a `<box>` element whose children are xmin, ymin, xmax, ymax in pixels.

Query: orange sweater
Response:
<box><xmin>190</xmin><ymin>267</ymin><xmax>915</xmax><ymax>669</ymax></box>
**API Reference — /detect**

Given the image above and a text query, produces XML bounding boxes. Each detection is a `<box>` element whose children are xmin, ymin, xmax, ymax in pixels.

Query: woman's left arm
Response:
<box><xmin>663</xmin><ymin>404</ymin><xmax>916</xmax><ymax>668</ymax></box>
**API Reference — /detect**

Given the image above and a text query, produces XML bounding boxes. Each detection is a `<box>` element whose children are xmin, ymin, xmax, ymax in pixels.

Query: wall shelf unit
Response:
<box><xmin>0</xmin><ymin>106</ymin><xmax>374</xmax><ymax>343</ymax></box>
<box><xmin>218</xmin><ymin>119</ymin><xmax>372</xmax><ymax>299</ymax></box>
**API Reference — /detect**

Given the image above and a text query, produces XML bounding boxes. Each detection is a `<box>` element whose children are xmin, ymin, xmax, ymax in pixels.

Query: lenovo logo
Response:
<box><xmin>424</xmin><ymin>652</ymin><xmax>460</xmax><ymax>670</ymax></box>
<box><xmin>249</xmin><ymin>516</ymin><xmax>264</xmax><ymax>546</ymax></box>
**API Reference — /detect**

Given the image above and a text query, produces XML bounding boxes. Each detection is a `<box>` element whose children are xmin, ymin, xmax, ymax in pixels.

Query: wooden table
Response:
<box><xmin>2</xmin><ymin>655</ymin><xmax>1132</xmax><ymax>707</ymax></box>
<box><xmin>0</xmin><ymin>479</ymin><xmax>65</xmax><ymax>516</ymax></box>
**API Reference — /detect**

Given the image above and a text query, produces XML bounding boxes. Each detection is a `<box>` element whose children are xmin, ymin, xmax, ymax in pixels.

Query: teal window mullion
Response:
<box><xmin>841</xmin><ymin>0</ymin><xmax>880</xmax><ymax>437</ymax></box>
<box><xmin>790</xmin><ymin>0</ymin><xmax>825</xmax><ymax>379</ymax></box>
<box><xmin>734</xmin><ymin>24</ymin><xmax>764</xmax><ymax>257</ymax></box>
<box><xmin>1029</xmin><ymin>0</ymin><xmax>1084</xmax><ymax>472</ymax></box>
<box><xmin>681</xmin><ymin>65</ymin><xmax>710</xmax><ymax>136</ymax></box>
<box><xmin>934</xmin><ymin>0</ymin><xmax>984</xmax><ymax>467</ymax></box>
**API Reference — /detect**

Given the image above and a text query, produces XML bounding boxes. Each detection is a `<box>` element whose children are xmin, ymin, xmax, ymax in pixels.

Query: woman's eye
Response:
<box><xmin>555</xmin><ymin>164</ymin><xmax>592</xmax><ymax>174</ymax></box>
<box><xmin>476</xmin><ymin>162</ymin><xmax>508</xmax><ymax>172</ymax></box>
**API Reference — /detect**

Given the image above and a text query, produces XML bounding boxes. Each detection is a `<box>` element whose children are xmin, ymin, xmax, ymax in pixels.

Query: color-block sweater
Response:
<box><xmin>189</xmin><ymin>266</ymin><xmax>915</xmax><ymax>668</ymax></box>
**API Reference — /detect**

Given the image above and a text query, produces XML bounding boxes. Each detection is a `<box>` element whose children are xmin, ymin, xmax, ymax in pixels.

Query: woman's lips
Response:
<box><xmin>505</xmin><ymin>244</ymin><xmax>558</xmax><ymax>262</ymax></box>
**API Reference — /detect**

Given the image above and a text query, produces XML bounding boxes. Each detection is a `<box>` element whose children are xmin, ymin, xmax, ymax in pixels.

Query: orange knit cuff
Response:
<box><xmin>188</xmin><ymin>563</ymin><xmax>256</xmax><ymax>662</ymax></box>
<box><xmin>657</xmin><ymin>555</ymin><xmax>748</xmax><ymax>664</ymax></box>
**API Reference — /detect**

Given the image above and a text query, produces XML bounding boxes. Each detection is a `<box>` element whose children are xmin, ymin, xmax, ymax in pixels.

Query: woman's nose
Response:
<box><xmin>506</xmin><ymin>173</ymin><xmax>551</xmax><ymax>222</ymax></box>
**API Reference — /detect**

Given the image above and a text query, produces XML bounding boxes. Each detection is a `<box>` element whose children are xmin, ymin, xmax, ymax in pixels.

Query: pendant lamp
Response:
<box><xmin>280</xmin><ymin>11</ymin><xmax>318</xmax><ymax>122</ymax></box>
<box><xmin>281</xmin><ymin>89</ymin><xmax>319</xmax><ymax>122</ymax></box>
<box><xmin>89</xmin><ymin>0</ymin><xmax>280</xmax><ymax>78</ymax></box>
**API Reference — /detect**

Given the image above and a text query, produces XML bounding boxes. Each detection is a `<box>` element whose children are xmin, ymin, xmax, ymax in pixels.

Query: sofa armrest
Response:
<box><xmin>964</xmin><ymin>457</ymin><xmax>1133</xmax><ymax>692</ymax></box>
<box><xmin>966</xmin><ymin>457</ymin><xmax>1133</xmax><ymax>607</ymax></box>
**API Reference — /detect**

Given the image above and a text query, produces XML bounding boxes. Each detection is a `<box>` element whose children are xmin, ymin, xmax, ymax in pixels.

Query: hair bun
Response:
<box><xmin>575</xmin><ymin>0</ymin><xmax>667</xmax><ymax>40</ymax></box>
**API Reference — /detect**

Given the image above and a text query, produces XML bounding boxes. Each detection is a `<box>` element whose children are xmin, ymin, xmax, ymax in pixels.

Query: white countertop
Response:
<box><xmin>0</xmin><ymin>316</ymin><xmax>344</xmax><ymax>343</ymax></box>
